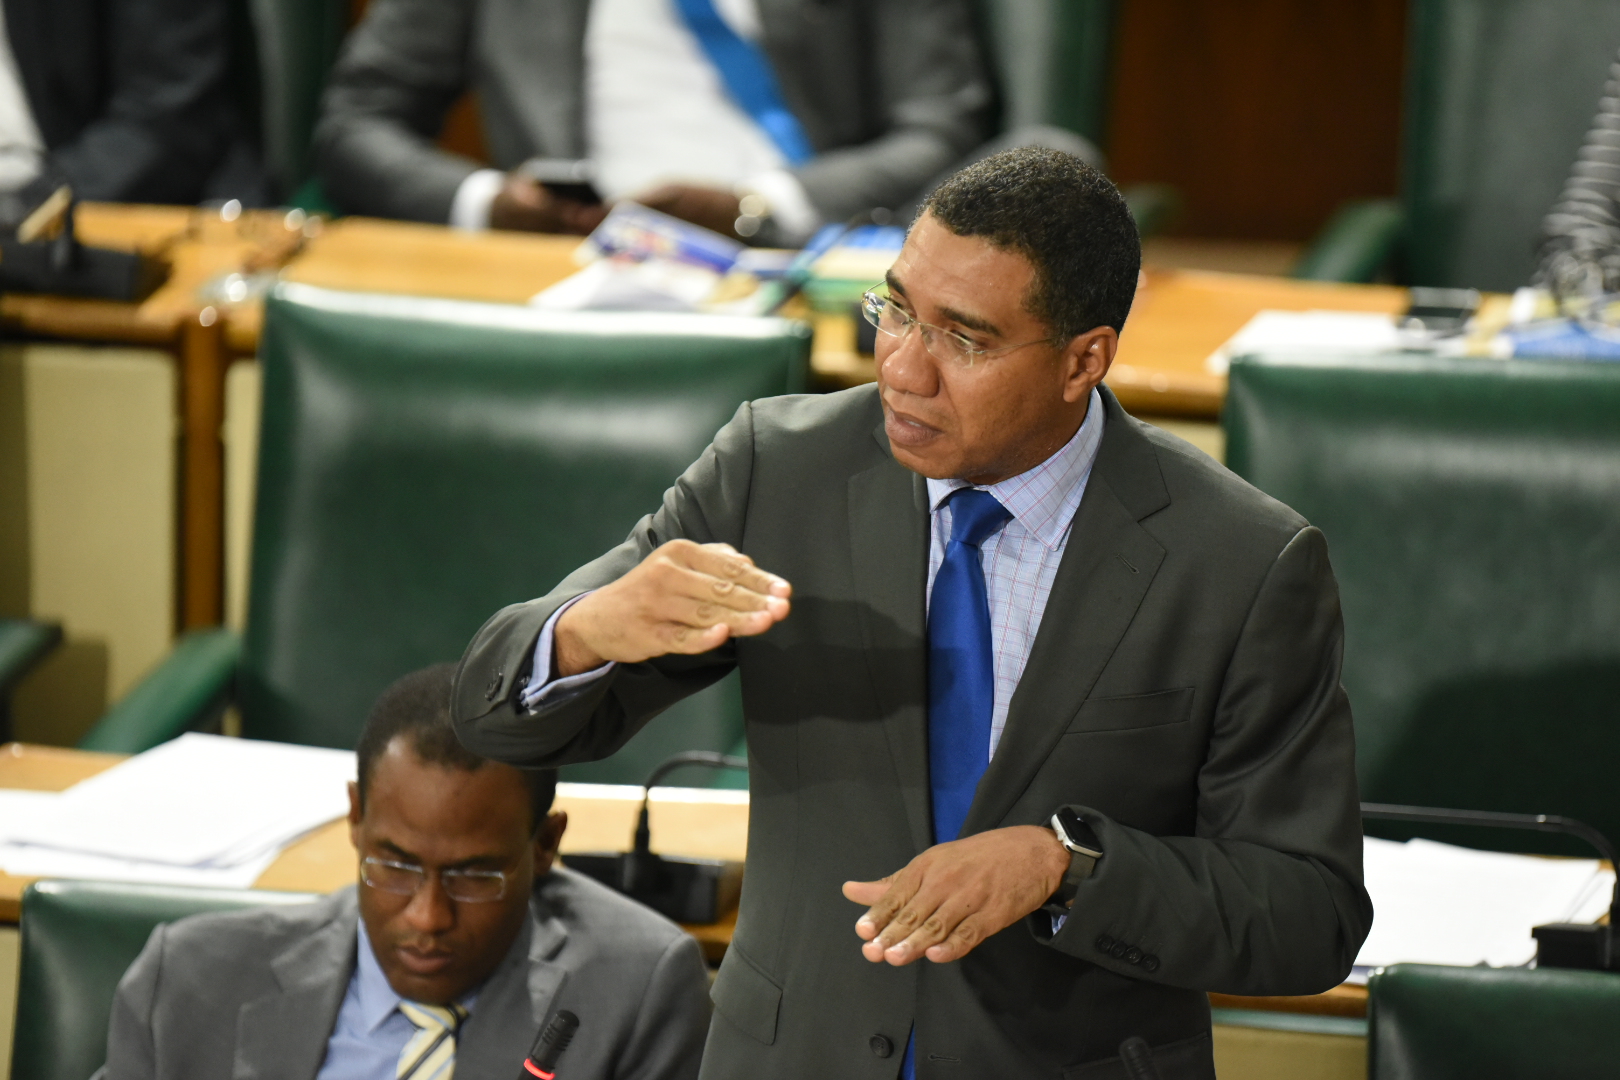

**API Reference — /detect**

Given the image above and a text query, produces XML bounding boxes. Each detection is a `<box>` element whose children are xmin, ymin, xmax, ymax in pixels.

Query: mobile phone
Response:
<box><xmin>517</xmin><ymin>158</ymin><xmax>602</xmax><ymax>204</ymax></box>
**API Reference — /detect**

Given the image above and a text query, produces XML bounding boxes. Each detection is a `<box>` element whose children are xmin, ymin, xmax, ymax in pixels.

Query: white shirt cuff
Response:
<box><xmin>449</xmin><ymin>168</ymin><xmax>505</xmax><ymax>231</ymax></box>
<box><xmin>519</xmin><ymin>594</ymin><xmax>616</xmax><ymax>710</ymax></box>
<box><xmin>736</xmin><ymin>169</ymin><xmax>821</xmax><ymax>246</ymax></box>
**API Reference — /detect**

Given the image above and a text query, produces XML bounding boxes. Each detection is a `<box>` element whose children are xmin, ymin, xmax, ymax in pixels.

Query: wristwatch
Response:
<box><xmin>1042</xmin><ymin>807</ymin><xmax>1104</xmax><ymax>916</ymax></box>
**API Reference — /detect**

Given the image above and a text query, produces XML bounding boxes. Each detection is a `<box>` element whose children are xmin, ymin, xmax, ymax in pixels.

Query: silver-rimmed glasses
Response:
<box><xmin>860</xmin><ymin>290</ymin><xmax>1054</xmax><ymax>367</ymax></box>
<box><xmin>361</xmin><ymin>856</ymin><xmax>509</xmax><ymax>903</ymax></box>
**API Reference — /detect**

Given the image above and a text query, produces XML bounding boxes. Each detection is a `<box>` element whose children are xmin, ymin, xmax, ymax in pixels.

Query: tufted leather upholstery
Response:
<box><xmin>10</xmin><ymin>881</ymin><xmax>315</xmax><ymax>1080</ymax></box>
<box><xmin>1225</xmin><ymin>352</ymin><xmax>1620</xmax><ymax>854</ymax></box>
<box><xmin>243</xmin><ymin>284</ymin><xmax>807</xmax><ymax>780</ymax></box>
<box><xmin>1369</xmin><ymin>963</ymin><xmax>1620</xmax><ymax>1079</ymax></box>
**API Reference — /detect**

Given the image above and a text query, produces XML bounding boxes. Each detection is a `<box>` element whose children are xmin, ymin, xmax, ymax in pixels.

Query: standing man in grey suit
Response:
<box><xmin>314</xmin><ymin>0</ymin><xmax>998</xmax><ymax>242</ymax></box>
<box><xmin>100</xmin><ymin>665</ymin><xmax>709</xmax><ymax>1080</ymax></box>
<box><xmin>453</xmin><ymin>148</ymin><xmax>1372</xmax><ymax>1079</ymax></box>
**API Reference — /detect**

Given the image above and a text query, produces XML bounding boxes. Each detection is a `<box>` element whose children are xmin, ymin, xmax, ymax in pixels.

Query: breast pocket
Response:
<box><xmin>1066</xmin><ymin>687</ymin><xmax>1196</xmax><ymax>734</ymax></box>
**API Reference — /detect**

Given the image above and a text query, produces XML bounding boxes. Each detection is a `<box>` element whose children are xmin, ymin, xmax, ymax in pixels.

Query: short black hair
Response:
<box><xmin>355</xmin><ymin>663</ymin><xmax>557</xmax><ymax>833</ymax></box>
<box><xmin>920</xmin><ymin>146</ymin><xmax>1141</xmax><ymax>339</ymax></box>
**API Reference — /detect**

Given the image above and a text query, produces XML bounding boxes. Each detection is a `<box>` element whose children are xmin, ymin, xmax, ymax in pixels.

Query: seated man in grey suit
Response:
<box><xmin>100</xmin><ymin>664</ymin><xmax>710</xmax><ymax>1080</ymax></box>
<box><xmin>314</xmin><ymin>0</ymin><xmax>1008</xmax><ymax>243</ymax></box>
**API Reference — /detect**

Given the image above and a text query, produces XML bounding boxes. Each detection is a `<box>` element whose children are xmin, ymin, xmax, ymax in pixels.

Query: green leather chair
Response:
<box><xmin>1368</xmin><ymin>963</ymin><xmax>1620</xmax><ymax>1079</ymax></box>
<box><xmin>11</xmin><ymin>879</ymin><xmax>317</xmax><ymax>1080</ymax></box>
<box><xmin>81</xmin><ymin>284</ymin><xmax>809</xmax><ymax>785</ymax></box>
<box><xmin>1294</xmin><ymin>0</ymin><xmax>1620</xmax><ymax>289</ymax></box>
<box><xmin>1224</xmin><ymin>352</ymin><xmax>1620</xmax><ymax>855</ymax></box>
<box><xmin>0</xmin><ymin>618</ymin><xmax>61</xmax><ymax>742</ymax></box>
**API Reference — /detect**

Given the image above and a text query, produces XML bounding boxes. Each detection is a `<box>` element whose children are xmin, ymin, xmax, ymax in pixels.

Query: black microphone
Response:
<box><xmin>1119</xmin><ymin>1036</ymin><xmax>1163</xmax><ymax>1080</ymax></box>
<box><xmin>520</xmin><ymin>1010</ymin><xmax>579</xmax><ymax>1079</ymax></box>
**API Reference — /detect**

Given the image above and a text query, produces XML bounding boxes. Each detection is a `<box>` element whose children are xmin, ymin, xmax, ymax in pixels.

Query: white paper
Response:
<box><xmin>1205</xmin><ymin>309</ymin><xmax>1401</xmax><ymax>374</ymax></box>
<box><xmin>0</xmin><ymin>788</ymin><xmax>60</xmax><ymax>844</ymax></box>
<box><xmin>1355</xmin><ymin>836</ymin><xmax>1616</xmax><ymax>970</ymax></box>
<box><xmin>5</xmin><ymin>733</ymin><xmax>354</xmax><ymax>868</ymax></box>
<box><xmin>0</xmin><ymin>841</ymin><xmax>278</xmax><ymax>889</ymax></box>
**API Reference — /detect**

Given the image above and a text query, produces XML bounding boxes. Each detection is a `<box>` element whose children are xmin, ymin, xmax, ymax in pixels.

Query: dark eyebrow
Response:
<box><xmin>882</xmin><ymin>272</ymin><xmax>1003</xmax><ymax>338</ymax></box>
<box><xmin>373</xmin><ymin>839</ymin><xmax>508</xmax><ymax>872</ymax></box>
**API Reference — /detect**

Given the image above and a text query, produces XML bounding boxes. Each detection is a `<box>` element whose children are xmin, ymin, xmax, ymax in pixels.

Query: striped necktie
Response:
<box><xmin>397</xmin><ymin>1001</ymin><xmax>468</xmax><ymax>1080</ymax></box>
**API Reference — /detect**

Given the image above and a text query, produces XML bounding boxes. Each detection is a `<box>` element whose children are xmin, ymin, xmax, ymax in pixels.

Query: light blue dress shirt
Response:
<box><xmin>315</xmin><ymin>922</ymin><xmax>480</xmax><ymax>1080</ymax></box>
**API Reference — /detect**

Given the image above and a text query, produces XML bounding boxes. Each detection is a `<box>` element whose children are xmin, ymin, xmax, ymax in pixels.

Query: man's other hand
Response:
<box><xmin>632</xmin><ymin>184</ymin><xmax>743</xmax><ymax>238</ymax></box>
<box><xmin>554</xmin><ymin>541</ymin><xmax>791</xmax><ymax>676</ymax></box>
<box><xmin>841</xmin><ymin>826</ymin><xmax>1071</xmax><ymax>964</ymax></box>
<box><xmin>490</xmin><ymin>173</ymin><xmax>608</xmax><ymax>234</ymax></box>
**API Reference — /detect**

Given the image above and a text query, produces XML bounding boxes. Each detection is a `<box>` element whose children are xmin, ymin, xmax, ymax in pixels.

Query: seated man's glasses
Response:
<box><xmin>361</xmin><ymin>856</ymin><xmax>508</xmax><ymax>903</ymax></box>
<box><xmin>860</xmin><ymin>289</ymin><xmax>1053</xmax><ymax>368</ymax></box>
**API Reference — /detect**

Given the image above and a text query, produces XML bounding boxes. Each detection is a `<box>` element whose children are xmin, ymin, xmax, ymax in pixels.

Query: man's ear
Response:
<box><xmin>347</xmin><ymin>780</ymin><xmax>363</xmax><ymax>848</ymax></box>
<box><xmin>533</xmin><ymin>809</ymin><xmax>568</xmax><ymax>875</ymax></box>
<box><xmin>1060</xmin><ymin>326</ymin><xmax>1118</xmax><ymax>404</ymax></box>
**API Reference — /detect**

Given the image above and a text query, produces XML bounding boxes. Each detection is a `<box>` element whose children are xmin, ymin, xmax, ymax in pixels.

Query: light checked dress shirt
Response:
<box><xmin>314</xmin><ymin>921</ymin><xmax>480</xmax><ymax>1080</ymax></box>
<box><xmin>522</xmin><ymin>386</ymin><xmax>1106</xmax><ymax>775</ymax></box>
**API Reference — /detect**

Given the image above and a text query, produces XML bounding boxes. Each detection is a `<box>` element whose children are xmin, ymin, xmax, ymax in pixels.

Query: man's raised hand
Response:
<box><xmin>553</xmin><ymin>541</ymin><xmax>791</xmax><ymax>676</ymax></box>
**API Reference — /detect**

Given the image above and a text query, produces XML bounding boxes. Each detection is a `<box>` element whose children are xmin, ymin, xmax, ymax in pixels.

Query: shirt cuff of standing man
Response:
<box><xmin>449</xmin><ymin>168</ymin><xmax>506</xmax><ymax>231</ymax></box>
<box><xmin>520</xmin><ymin>593</ymin><xmax>616</xmax><ymax>710</ymax></box>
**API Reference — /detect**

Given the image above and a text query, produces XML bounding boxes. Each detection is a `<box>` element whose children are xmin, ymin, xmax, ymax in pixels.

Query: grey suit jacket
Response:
<box><xmin>313</xmin><ymin>0</ymin><xmax>994</xmax><ymax>225</ymax></box>
<box><xmin>452</xmin><ymin>386</ymin><xmax>1373</xmax><ymax>1080</ymax></box>
<box><xmin>98</xmin><ymin>868</ymin><xmax>710</xmax><ymax>1080</ymax></box>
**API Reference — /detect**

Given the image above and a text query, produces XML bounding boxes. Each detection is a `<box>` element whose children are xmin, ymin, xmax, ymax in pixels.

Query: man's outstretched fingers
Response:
<box><xmin>924</xmin><ymin>916</ymin><xmax>986</xmax><ymax>963</ymax></box>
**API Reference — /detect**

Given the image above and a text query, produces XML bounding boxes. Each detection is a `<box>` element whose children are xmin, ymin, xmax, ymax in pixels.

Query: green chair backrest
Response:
<box><xmin>247</xmin><ymin>0</ymin><xmax>348</xmax><ymax>201</ymax></box>
<box><xmin>1224</xmin><ymin>353</ymin><xmax>1620</xmax><ymax>855</ymax></box>
<box><xmin>977</xmin><ymin>0</ymin><xmax>1119</xmax><ymax>146</ymax></box>
<box><xmin>1369</xmin><ymin>963</ymin><xmax>1620</xmax><ymax>1079</ymax></box>
<box><xmin>245</xmin><ymin>284</ymin><xmax>808</xmax><ymax>783</ymax></box>
<box><xmin>11</xmin><ymin>880</ymin><xmax>316</xmax><ymax>1080</ymax></box>
<box><xmin>1402</xmin><ymin>0</ymin><xmax>1620</xmax><ymax>290</ymax></box>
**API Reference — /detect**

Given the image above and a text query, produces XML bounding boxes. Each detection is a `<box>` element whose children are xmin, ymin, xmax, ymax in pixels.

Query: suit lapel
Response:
<box><xmin>457</xmin><ymin>894</ymin><xmax>571</xmax><ymax>1074</ymax></box>
<box><xmin>234</xmin><ymin>896</ymin><xmax>357</xmax><ymax>1080</ymax></box>
<box><xmin>848</xmin><ymin>422</ymin><xmax>933</xmax><ymax>854</ymax></box>
<box><xmin>963</xmin><ymin>395</ymin><xmax>1170</xmax><ymax>834</ymax></box>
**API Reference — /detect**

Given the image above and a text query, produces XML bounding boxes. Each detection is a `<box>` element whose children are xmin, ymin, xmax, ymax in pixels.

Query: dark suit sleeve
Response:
<box><xmin>1038</xmin><ymin>526</ymin><xmax>1372</xmax><ymax>996</ymax></box>
<box><xmin>312</xmin><ymin>0</ymin><xmax>483</xmax><ymax>222</ymax></box>
<box><xmin>789</xmin><ymin>0</ymin><xmax>993</xmax><ymax>220</ymax></box>
<box><xmin>42</xmin><ymin>0</ymin><xmax>236</xmax><ymax>203</ymax></box>
<box><xmin>616</xmin><ymin>934</ymin><xmax>710</xmax><ymax>1080</ymax></box>
<box><xmin>452</xmin><ymin>401</ymin><xmax>758</xmax><ymax>766</ymax></box>
<box><xmin>100</xmin><ymin>924</ymin><xmax>166</xmax><ymax>1080</ymax></box>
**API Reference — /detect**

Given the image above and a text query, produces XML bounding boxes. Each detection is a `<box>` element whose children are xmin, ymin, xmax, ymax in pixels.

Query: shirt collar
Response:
<box><xmin>925</xmin><ymin>386</ymin><xmax>1106</xmax><ymax>550</ymax></box>
<box><xmin>354</xmin><ymin>919</ymin><xmax>482</xmax><ymax>1035</ymax></box>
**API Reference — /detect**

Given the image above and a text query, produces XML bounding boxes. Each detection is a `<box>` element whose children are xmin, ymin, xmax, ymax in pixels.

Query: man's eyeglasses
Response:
<box><xmin>860</xmin><ymin>290</ymin><xmax>1053</xmax><ymax>368</ymax></box>
<box><xmin>361</xmin><ymin>856</ymin><xmax>508</xmax><ymax>903</ymax></box>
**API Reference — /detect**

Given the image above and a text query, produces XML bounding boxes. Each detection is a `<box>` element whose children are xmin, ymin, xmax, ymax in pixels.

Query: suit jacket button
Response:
<box><xmin>1125</xmin><ymin>947</ymin><xmax>1144</xmax><ymax>965</ymax></box>
<box><xmin>1110</xmin><ymin>940</ymin><xmax>1130</xmax><ymax>959</ymax></box>
<box><xmin>1095</xmin><ymin>934</ymin><xmax>1115</xmax><ymax>953</ymax></box>
<box><xmin>484</xmin><ymin>672</ymin><xmax>504</xmax><ymax>701</ymax></box>
<box><xmin>1143</xmin><ymin>954</ymin><xmax>1160</xmax><ymax>972</ymax></box>
<box><xmin>869</xmin><ymin>1035</ymin><xmax>893</xmax><ymax>1059</ymax></box>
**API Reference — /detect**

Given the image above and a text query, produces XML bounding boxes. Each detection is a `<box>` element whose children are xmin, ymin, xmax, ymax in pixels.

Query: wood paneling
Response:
<box><xmin>1107</xmin><ymin>0</ymin><xmax>1407</xmax><ymax>240</ymax></box>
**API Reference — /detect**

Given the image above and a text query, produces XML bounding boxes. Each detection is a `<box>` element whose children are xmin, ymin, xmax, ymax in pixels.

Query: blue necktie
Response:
<box><xmin>672</xmin><ymin>0</ymin><xmax>815</xmax><ymax>165</ymax></box>
<box><xmin>928</xmin><ymin>489</ymin><xmax>1012</xmax><ymax>845</ymax></box>
<box><xmin>905</xmin><ymin>491</ymin><xmax>1011</xmax><ymax>1080</ymax></box>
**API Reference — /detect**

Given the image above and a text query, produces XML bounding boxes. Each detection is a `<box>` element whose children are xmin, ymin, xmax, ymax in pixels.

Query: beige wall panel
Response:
<box><xmin>0</xmin><ymin>925</ymin><xmax>16</xmax><ymax>1080</ymax></box>
<box><xmin>225</xmin><ymin>359</ymin><xmax>262</xmax><ymax>631</ymax></box>
<box><xmin>1</xmin><ymin>345</ymin><xmax>174</xmax><ymax>744</ymax></box>
<box><xmin>1213</xmin><ymin>1024</ymin><xmax>1366</xmax><ymax>1080</ymax></box>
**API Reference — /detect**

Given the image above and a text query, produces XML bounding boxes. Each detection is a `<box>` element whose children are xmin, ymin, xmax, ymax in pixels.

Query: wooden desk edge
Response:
<box><xmin>1208</xmin><ymin>984</ymin><xmax>1368</xmax><ymax>1019</ymax></box>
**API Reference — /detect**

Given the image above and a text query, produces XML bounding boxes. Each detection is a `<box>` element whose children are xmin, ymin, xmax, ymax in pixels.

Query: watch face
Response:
<box><xmin>1054</xmin><ymin>807</ymin><xmax>1103</xmax><ymax>857</ymax></box>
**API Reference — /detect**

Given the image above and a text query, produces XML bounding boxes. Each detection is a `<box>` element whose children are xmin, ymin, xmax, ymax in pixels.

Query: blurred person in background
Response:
<box><xmin>0</xmin><ymin>0</ymin><xmax>266</xmax><ymax>212</ymax></box>
<box><xmin>315</xmin><ymin>0</ymin><xmax>1019</xmax><ymax>244</ymax></box>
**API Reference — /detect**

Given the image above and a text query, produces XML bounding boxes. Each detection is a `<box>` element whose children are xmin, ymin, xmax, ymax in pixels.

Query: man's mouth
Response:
<box><xmin>882</xmin><ymin>402</ymin><xmax>943</xmax><ymax>447</ymax></box>
<box><xmin>396</xmin><ymin>943</ymin><xmax>456</xmax><ymax>975</ymax></box>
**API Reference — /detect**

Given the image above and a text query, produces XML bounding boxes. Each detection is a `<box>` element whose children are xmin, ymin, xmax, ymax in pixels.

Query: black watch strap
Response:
<box><xmin>1041</xmin><ymin>847</ymin><xmax>1099</xmax><ymax>917</ymax></box>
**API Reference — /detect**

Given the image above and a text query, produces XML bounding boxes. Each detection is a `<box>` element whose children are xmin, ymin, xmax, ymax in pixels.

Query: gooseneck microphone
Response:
<box><xmin>520</xmin><ymin>1010</ymin><xmax>579</xmax><ymax>1079</ymax></box>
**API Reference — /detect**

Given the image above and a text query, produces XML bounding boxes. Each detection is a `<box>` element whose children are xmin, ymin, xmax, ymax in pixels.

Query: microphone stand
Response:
<box><xmin>1361</xmin><ymin>802</ymin><xmax>1620</xmax><ymax>971</ymax></box>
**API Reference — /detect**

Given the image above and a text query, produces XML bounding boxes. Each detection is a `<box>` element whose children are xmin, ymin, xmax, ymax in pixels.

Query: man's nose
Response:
<box><xmin>402</xmin><ymin>874</ymin><xmax>456</xmax><ymax>932</ymax></box>
<box><xmin>877</xmin><ymin>325</ymin><xmax>940</xmax><ymax>396</ymax></box>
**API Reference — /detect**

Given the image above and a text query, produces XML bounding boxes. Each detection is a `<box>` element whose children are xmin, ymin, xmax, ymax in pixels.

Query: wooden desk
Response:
<box><xmin>0</xmin><ymin>743</ymin><xmax>744</xmax><ymax>960</ymax></box>
<box><xmin>3</xmin><ymin>206</ymin><xmax>1410</xmax><ymax>628</ymax></box>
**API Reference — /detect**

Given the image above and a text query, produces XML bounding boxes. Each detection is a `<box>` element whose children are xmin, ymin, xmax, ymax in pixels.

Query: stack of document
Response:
<box><xmin>1351</xmin><ymin>836</ymin><xmax>1616</xmax><ymax>980</ymax></box>
<box><xmin>1205</xmin><ymin>309</ymin><xmax>1404</xmax><ymax>375</ymax></box>
<box><xmin>0</xmin><ymin>734</ymin><xmax>355</xmax><ymax>889</ymax></box>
